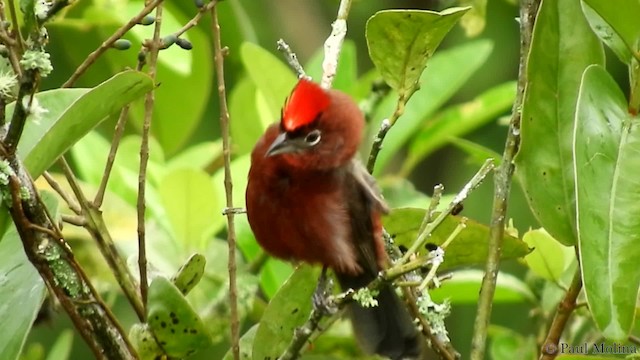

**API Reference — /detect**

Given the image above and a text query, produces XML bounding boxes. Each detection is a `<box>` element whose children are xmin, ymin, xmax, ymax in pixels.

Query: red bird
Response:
<box><xmin>246</xmin><ymin>79</ymin><xmax>420</xmax><ymax>359</ymax></box>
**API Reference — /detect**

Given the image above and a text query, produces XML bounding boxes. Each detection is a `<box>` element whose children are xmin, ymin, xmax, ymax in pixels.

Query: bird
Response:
<box><xmin>245</xmin><ymin>78</ymin><xmax>421</xmax><ymax>359</ymax></box>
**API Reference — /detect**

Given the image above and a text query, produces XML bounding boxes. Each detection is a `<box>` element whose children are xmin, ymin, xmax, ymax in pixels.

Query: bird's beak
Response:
<box><xmin>266</xmin><ymin>132</ymin><xmax>296</xmax><ymax>157</ymax></box>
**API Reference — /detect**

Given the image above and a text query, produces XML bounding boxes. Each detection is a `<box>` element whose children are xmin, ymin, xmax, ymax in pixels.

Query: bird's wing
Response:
<box><xmin>348</xmin><ymin>159</ymin><xmax>389</xmax><ymax>214</ymax></box>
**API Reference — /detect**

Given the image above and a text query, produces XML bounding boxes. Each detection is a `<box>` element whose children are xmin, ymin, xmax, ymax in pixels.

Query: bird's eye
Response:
<box><xmin>304</xmin><ymin>130</ymin><xmax>321</xmax><ymax>146</ymax></box>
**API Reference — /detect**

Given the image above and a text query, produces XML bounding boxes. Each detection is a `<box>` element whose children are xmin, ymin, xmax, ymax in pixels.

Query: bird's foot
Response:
<box><xmin>312</xmin><ymin>267</ymin><xmax>338</xmax><ymax>315</ymax></box>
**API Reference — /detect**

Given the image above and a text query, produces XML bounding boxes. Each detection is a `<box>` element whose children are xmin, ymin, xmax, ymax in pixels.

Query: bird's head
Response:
<box><xmin>266</xmin><ymin>79</ymin><xmax>364</xmax><ymax>170</ymax></box>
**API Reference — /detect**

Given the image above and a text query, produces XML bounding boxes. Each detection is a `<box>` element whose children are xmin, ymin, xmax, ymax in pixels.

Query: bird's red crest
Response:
<box><xmin>282</xmin><ymin>79</ymin><xmax>330</xmax><ymax>132</ymax></box>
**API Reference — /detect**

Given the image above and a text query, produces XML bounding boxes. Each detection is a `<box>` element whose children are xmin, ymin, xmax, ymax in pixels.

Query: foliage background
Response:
<box><xmin>1</xmin><ymin>0</ymin><xmax>634</xmax><ymax>359</ymax></box>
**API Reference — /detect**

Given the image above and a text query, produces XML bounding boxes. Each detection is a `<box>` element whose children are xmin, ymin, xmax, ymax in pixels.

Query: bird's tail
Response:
<box><xmin>337</xmin><ymin>273</ymin><xmax>422</xmax><ymax>360</ymax></box>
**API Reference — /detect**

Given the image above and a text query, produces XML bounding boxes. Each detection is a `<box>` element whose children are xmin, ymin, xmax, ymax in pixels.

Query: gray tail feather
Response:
<box><xmin>338</xmin><ymin>275</ymin><xmax>422</xmax><ymax>359</ymax></box>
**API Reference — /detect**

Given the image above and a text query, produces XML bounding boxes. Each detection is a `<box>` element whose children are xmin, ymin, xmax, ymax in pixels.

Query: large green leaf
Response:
<box><xmin>522</xmin><ymin>228</ymin><xmax>575</xmax><ymax>282</ymax></box>
<box><xmin>229</xmin><ymin>76</ymin><xmax>266</xmax><ymax>156</ymax></box>
<box><xmin>14</xmin><ymin>71</ymin><xmax>154</xmax><ymax>177</ymax></box>
<box><xmin>159</xmin><ymin>168</ymin><xmax>221</xmax><ymax>251</ymax></box>
<box><xmin>0</xmin><ymin>227</ymin><xmax>46</xmax><ymax>360</ymax></box>
<box><xmin>0</xmin><ymin>72</ymin><xmax>153</xmax><ymax>239</ymax></box>
<box><xmin>403</xmin><ymin>81</ymin><xmax>515</xmax><ymax>174</ymax></box>
<box><xmin>574</xmin><ymin>65</ymin><xmax>640</xmax><ymax>340</ymax></box>
<box><xmin>147</xmin><ymin>276</ymin><xmax>212</xmax><ymax>357</ymax></box>
<box><xmin>367</xmin><ymin>40</ymin><xmax>494</xmax><ymax>174</ymax></box>
<box><xmin>0</xmin><ymin>193</ymin><xmax>57</xmax><ymax>360</ymax></box>
<box><xmin>383</xmin><ymin>208</ymin><xmax>530</xmax><ymax>270</ymax></box>
<box><xmin>366</xmin><ymin>7</ymin><xmax>470</xmax><ymax>95</ymax></box>
<box><xmin>581</xmin><ymin>0</ymin><xmax>640</xmax><ymax>64</ymax></box>
<box><xmin>252</xmin><ymin>265</ymin><xmax>320</xmax><ymax>359</ymax></box>
<box><xmin>430</xmin><ymin>270</ymin><xmax>535</xmax><ymax>304</ymax></box>
<box><xmin>515</xmin><ymin>0</ymin><xmax>604</xmax><ymax>245</ymax></box>
<box><xmin>240</xmin><ymin>42</ymin><xmax>297</xmax><ymax>121</ymax></box>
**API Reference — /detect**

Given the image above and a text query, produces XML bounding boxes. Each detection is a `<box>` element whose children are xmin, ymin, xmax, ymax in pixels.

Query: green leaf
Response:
<box><xmin>0</xmin><ymin>193</ymin><xmax>58</xmax><ymax>360</ymax></box>
<box><xmin>581</xmin><ymin>0</ymin><xmax>640</xmax><ymax>64</ymax></box>
<box><xmin>259</xmin><ymin>259</ymin><xmax>295</xmax><ymax>299</ymax></box>
<box><xmin>240</xmin><ymin>42</ymin><xmax>297</xmax><ymax>120</ymax></box>
<box><xmin>383</xmin><ymin>208</ymin><xmax>530</xmax><ymax>270</ymax></box>
<box><xmin>489</xmin><ymin>325</ymin><xmax>537</xmax><ymax>360</ymax></box>
<box><xmin>129</xmin><ymin>323</ymin><xmax>163</xmax><ymax>360</ymax></box>
<box><xmin>45</xmin><ymin>330</ymin><xmax>74</xmax><ymax>360</ymax></box>
<box><xmin>147</xmin><ymin>276</ymin><xmax>212</xmax><ymax>357</ymax></box>
<box><xmin>449</xmin><ymin>137</ymin><xmax>502</xmax><ymax>167</ymax></box>
<box><xmin>167</xmin><ymin>141</ymin><xmax>222</xmax><ymax>172</ymax></box>
<box><xmin>366</xmin><ymin>7</ymin><xmax>470</xmax><ymax>95</ymax></box>
<box><xmin>431</xmin><ymin>270</ymin><xmax>536</xmax><ymax>304</ymax></box>
<box><xmin>403</xmin><ymin>81</ymin><xmax>515</xmax><ymax>174</ymax></box>
<box><xmin>222</xmin><ymin>324</ymin><xmax>257</xmax><ymax>360</ymax></box>
<box><xmin>159</xmin><ymin>168</ymin><xmax>220</xmax><ymax>250</ymax></box>
<box><xmin>459</xmin><ymin>0</ymin><xmax>488</xmax><ymax>37</ymax></box>
<box><xmin>171</xmin><ymin>253</ymin><xmax>206</xmax><ymax>295</ymax></box>
<box><xmin>229</xmin><ymin>76</ymin><xmax>266</xmax><ymax>156</ymax></box>
<box><xmin>515</xmin><ymin>0</ymin><xmax>604</xmax><ymax>245</ymax></box>
<box><xmin>367</xmin><ymin>40</ymin><xmax>494</xmax><ymax>174</ymax></box>
<box><xmin>14</xmin><ymin>70</ymin><xmax>154</xmax><ymax>177</ymax></box>
<box><xmin>253</xmin><ymin>265</ymin><xmax>320</xmax><ymax>359</ymax></box>
<box><xmin>574</xmin><ymin>64</ymin><xmax>640</xmax><ymax>340</ymax></box>
<box><xmin>523</xmin><ymin>228</ymin><xmax>575</xmax><ymax>282</ymax></box>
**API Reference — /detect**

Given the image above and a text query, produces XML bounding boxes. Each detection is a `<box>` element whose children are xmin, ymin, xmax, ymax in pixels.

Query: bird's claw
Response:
<box><xmin>312</xmin><ymin>268</ymin><xmax>338</xmax><ymax>314</ymax></box>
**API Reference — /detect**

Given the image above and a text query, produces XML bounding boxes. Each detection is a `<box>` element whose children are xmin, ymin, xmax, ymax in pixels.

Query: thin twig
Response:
<box><xmin>320</xmin><ymin>0</ymin><xmax>353</xmax><ymax>89</ymax></box>
<box><xmin>137</xmin><ymin>2</ymin><xmax>163</xmax><ymax>313</ymax></box>
<box><xmin>61</xmin><ymin>214</ymin><xmax>87</xmax><ymax>226</ymax></box>
<box><xmin>211</xmin><ymin>4</ymin><xmax>240</xmax><ymax>360</ymax></box>
<box><xmin>61</xmin><ymin>0</ymin><xmax>163</xmax><ymax>88</ymax></box>
<box><xmin>420</xmin><ymin>183</ymin><xmax>444</xmax><ymax>234</ymax></box>
<box><xmin>0</xmin><ymin>2</ymin><xmax>22</xmax><ymax>77</ymax></box>
<box><xmin>6</xmin><ymin>0</ymin><xmax>24</xmax><ymax>53</ymax></box>
<box><xmin>276</xmin><ymin>39</ymin><xmax>309</xmax><ymax>80</ymax></box>
<box><xmin>400</xmin><ymin>159</ymin><xmax>495</xmax><ymax>264</ymax></box>
<box><xmin>43</xmin><ymin>171</ymin><xmax>81</xmax><ymax>214</ymax></box>
<box><xmin>58</xmin><ymin>157</ymin><xmax>145</xmax><ymax>320</ymax></box>
<box><xmin>366</xmin><ymin>82</ymin><xmax>419</xmax><ymax>173</ymax></box>
<box><xmin>539</xmin><ymin>269</ymin><xmax>582</xmax><ymax>360</ymax></box>
<box><xmin>172</xmin><ymin>0</ymin><xmax>217</xmax><ymax>39</ymax></box>
<box><xmin>93</xmin><ymin>106</ymin><xmax>130</xmax><ymax>207</ymax></box>
<box><xmin>470</xmin><ymin>0</ymin><xmax>541</xmax><ymax>358</ymax></box>
<box><xmin>418</xmin><ymin>218</ymin><xmax>466</xmax><ymax>291</ymax></box>
<box><xmin>94</xmin><ymin>59</ymin><xmax>146</xmax><ymax>207</ymax></box>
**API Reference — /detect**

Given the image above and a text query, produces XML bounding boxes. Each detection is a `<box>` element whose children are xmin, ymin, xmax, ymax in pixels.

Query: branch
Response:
<box><xmin>211</xmin><ymin>4</ymin><xmax>240</xmax><ymax>360</ymax></box>
<box><xmin>400</xmin><ymin>159</ymin><xmax>495</xmax><ymax>264</ymax></box>
<box><xmin>470</xmin><ymin>0</ymin><xmax>541</xmax><ymax>358</ymax></box>
<box><xmin>137</xmin><ymin>1</ymin><xmax>164</xmax><ymax>313</ymax></box>
<box><xmin>320</xmin><ymin>0</ymin><xmax>353</xmax><ymax>89</ymax></box>
<box><xmin>58</xmin><ymin>157</ymin><xmax>145</xmax><ymax>320</ymax></box>
<box><xmin>61</xmin><ymin>0</ymin><xmax>163</xmax><ymax>88</ymax></box>
<box><xmin>539</xmin><ymin>268</ymin><xmax>582</xmax><ymax>360</ymax></box>
<box><xmin>366</xmin><ymin>82</ymin><xmax>419</xmax><ymax>173</ymax></box>
<box><xmin>276</xmin><ymin>39</ymin><xmax>309</xmax><ymax>80</ymax></box>
<box><xmin>0</xmin><ymin>148</ymin><xmax>136</xmax><ymax>360</ymax></box>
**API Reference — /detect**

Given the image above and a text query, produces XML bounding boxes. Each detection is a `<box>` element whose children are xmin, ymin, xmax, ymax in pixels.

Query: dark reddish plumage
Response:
<box><xmin>246</xmin><ymin>79</ymin><xmax>420</xmax><ymax>359</ymax></box>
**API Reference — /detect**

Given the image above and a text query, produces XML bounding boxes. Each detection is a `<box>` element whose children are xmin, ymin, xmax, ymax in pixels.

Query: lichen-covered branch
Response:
<box><xmin>0</xmin><ymin>147</ymin><xmax>136</xmax><ymax>360</ymax></box>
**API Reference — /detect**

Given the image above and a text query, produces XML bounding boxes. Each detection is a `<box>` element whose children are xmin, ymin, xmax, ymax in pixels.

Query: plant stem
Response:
<box><xmin>539</xmin><ymin>268</ymin><xmax>582</xmax><ymax>360</ymax></box>
<box><xmin>62</xmin><ymin>0</ymin><xmax>163</xmax><ymax>88</ymax></box>
<box><xmin>400</xmin><ymin>159</ymin><xmax>495</xmax><ymax>264</ymax></box>
<box><xmin>277</xmin><ymin>39</ymin><xmax>308</xmax><ymax>79</ymax></box>
<box><xmin>470</xmin><ymin>0</ymin><xmax>540</xmax><ymax>358</ymax></box>
<box><xmin>137</xmin><ymin>2</ymin><xmax>163</xmax><ymax>313</ymax></box>
<box><xmin>320</xmin><ymin>0</ymin><xmax>353</xmax><ymax>89</ymax></box>
<box><xmin>211</xmin><ymin>4</ymin><xmax>240</xmax><ymax>359</ymax></box>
